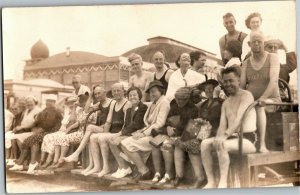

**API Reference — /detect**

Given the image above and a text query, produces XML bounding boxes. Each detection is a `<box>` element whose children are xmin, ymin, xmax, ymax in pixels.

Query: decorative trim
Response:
<box><xmin>24</xmin><ymin>63</ymin><xmax>130</xmax><ymax>79</ymax></box>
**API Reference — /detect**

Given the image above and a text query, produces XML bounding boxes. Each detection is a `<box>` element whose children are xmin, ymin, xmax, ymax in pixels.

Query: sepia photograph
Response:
<box><xmin>2</xmin><ymin>0</ymin><xmax>299</xmax><ymax>193</ymax></box>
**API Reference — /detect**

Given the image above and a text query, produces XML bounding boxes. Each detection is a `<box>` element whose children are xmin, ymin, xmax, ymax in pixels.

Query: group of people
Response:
<box><xmin>5</xmin><ymin>11</ymin><xmax>296</xmax><ymax>189</ymax></box>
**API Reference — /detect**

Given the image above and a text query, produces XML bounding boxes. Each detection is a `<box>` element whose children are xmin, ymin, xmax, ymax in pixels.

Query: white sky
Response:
<box><xmin>2</xmin><ymin>1</ymin><xmax>296</xmax><ymax>81</ymax></box>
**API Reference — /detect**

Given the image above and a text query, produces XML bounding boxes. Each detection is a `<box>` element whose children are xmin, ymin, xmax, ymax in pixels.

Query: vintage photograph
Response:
<box><xmin>2</xmin><ymin>0</ymin><xmax>299</xmax><ymax>193</ymax></box>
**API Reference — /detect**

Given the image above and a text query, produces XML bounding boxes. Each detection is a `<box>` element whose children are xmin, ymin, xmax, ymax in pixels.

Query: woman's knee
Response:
<box><xmin>201</xmin><ymin>138</ymin><xmax>213</xmax><ymax>151</ymax></box>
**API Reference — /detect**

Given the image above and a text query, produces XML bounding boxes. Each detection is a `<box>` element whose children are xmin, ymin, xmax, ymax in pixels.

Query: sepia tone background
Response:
<box><xmin>1</xmin><ymin>0</ymin><xmax>299</xmax><ymax>194</ymax></box>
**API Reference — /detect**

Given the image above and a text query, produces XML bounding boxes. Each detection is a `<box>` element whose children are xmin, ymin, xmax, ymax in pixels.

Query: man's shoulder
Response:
<box><xmin>219</xmin><ymin>35</ymin><xmax>226</xmax><ymax>43</ymax></box>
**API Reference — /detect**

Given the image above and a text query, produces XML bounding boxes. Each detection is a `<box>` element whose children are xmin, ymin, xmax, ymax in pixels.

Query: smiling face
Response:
<box><xmin>153</xmin><ymin>52</ymin><xmax>165</xmax><ymax>70</ymax></box>
<box><xmin>128</xmin><ymin>89</ymin><xmax>140</xmax><ymax>106</ymax></box>
<box><xmin>149</xmin><ymin>86</ymin><xmax>162</xmax><ymax>102</ymax></box>
<box><xmin>111</xmin><ymin>83</ymin><xmax>124</xmax><ymax>101</ymax></box>
<box><xmin>130</xmin><ymin>58</ymin><xmax>143</xmax><ymax>74</ymax></box>
<box><xmin>249</xmin><ymin>16</ymin><xmax>261</xmax><ymax>31</ymax></box>
<box><xmin>223</xmin><ymin>72</ymin><xmax>240</xmax><ymax>96</ymax></box>
<box><xmin>179</xmin><ymin>53</ymin><xmax>191</xmax><ymax>70</ymax></box>
<box><xmin>93</xmin><ymin>86</ymin><xmax>106</xmax><ymax>103</ymax></box>
<box><xmin>223</xmin><ymin>16</ymin><xmax>236</xmax><ymax>33</ymax></box>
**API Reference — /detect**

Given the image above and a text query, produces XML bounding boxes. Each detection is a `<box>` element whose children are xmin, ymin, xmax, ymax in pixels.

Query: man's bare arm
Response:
<box><xmin>216</xmin><ymin>102</ymin><xmax>227</xmax><ymax>137</ymax></box>
<box><xmin>261</xmin><ymin>53</ymin><xmax>280</xmax><ymax>99</ymax></box>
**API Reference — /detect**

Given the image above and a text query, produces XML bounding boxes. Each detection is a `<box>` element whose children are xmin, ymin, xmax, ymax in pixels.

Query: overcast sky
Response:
<box><xmin>2</xmin><ymin>1</ymin><xmax>296</xmax><ymax>81</ymax></box>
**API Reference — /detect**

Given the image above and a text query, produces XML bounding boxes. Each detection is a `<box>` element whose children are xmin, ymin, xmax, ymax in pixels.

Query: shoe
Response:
<box><xmin>173</xmin><ymin>177</ymin><xmax>183</xmax><ymax>187</ymax></box>
<box><xmin>9</xmin><ymin>164</ymin><xmax>24</xmax><ymax>171</ymax></box>
<box><xmin>159</xmin><ymin>173</ymin><xmax>171</xmax><ymax>184</ymax></box>
<box><xmin>27</xmin><ymin>162</ymin><xmax>39</xmax><ymax>173</ymax></box>
<box><xmin>193</xmin><ymin>179</ymin><xmax>207</xmax><ymax>188</ymax></box>
<box><xmin>152</xmin><ymin>172</ymin><xmax>161</xmax><ymax>183</ymax></box>
<box><xmin>133</xmin><ymin>170</ymin><xmax>151</xmax><ymax>182</ymax></box>
<box><xmin>111</xmin><ymin>168</ymin><xmax>122</xmax><ymax>178</ymax></box>
<box><xmin>115</xmin><ymin>167</ymin><xmax>132</xmax><ymax>178</ymax></box>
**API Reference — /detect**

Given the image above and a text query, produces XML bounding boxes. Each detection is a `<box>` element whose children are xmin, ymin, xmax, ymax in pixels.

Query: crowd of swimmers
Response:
<box><xmin>4</xmin><ymin>12</ymin><xmax>297</xmax><ymax>189</ymax></box>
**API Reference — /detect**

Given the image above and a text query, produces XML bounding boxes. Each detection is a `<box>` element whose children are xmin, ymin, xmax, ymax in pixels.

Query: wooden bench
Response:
<box><xmin>231</xmin><ymin>102</ymin><xmax>300</xmax><ymax>188</ymax></box>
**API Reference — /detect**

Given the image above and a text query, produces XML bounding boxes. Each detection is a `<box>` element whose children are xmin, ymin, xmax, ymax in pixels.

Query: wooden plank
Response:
<box><xmin>246</xmin><ymin>151</ymin><xmax>300</xmax><ymax>166</ymax></box>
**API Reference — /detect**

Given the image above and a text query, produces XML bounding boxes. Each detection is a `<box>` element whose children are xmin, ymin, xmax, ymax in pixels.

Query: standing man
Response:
<box><xmin>241</xmin><ymin>32</ymin><xmax>281</xmax><ymax>153</ymax></box>
<box><xmin>201</xmin><ymin>67</ymin><xmax>257</xmax><ymax>188</ymax></box>
<box><xmin>128</xmin><ymin>53</ymin><xmax>153</xmax><ymax>102</ymax></box>
<box><xmin>153</xmin><ymin>51</ymin><xmax>174</xmax><ymax>92</ymax></box>
<box><xmin>72</xmin><ymin>75</ymin><xmax>91</xmax><ymax>96</ymax></box>
<box><xmin>219</xmin><ymin>13</ymin><xmax>247</xmax><ymax>64</ymax></box>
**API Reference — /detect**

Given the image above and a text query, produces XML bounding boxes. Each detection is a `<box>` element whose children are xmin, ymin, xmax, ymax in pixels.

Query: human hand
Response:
<box><xmin>213</xmin><ymin>135</ymin><xmax>227</xmax><ymax>150</ymax></box>
<box><xmin>133</xmin><ymin>132</ymin><xmax>145</xmax><ymax>139</ymax></box>
<box><xmin>166</xmin><ymin>126</ymin><xmax>175</xmax><ymax>137</ymax></box>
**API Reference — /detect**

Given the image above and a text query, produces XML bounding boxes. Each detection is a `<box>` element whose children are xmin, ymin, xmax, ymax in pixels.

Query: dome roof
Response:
<box><xmin>31</xmin><ymin>40</ymin><xmax>49</xmax><ymax>59</ymax></box>
<box><xmin>122</xmin><ymin>36</ymin><xmax>221</xmax><ymax>65</ymax></box>
<box><xmin>25</xmin><ymin>51</ymin><xmax>109</xmax><ymax>70</ymax></box>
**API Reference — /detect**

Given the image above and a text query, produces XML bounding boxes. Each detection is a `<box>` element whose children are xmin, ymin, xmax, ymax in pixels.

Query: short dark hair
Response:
<box><xmin>149</xmin><ymin>86</ymin><xmax>165</xmax><ymax>95</ymax></box>
<box><xmin>127</xmin><ymin>86</ymin><xmax>143</xmax><ymax>100</ymax></box>
<box><xmin>223</xmin><ymin>12</ymin><xmax>236</xmax><ymax>22</ymax></box>
<box><xmin>245</xmin><ymin>12</ymin><xmax>262</xmax><ymax>29</ymax></box>
<box><xmin>221</xmin><ymin>66</ymin><xmax>241</xmax><ymax>78</ymax></box>
<box><xmin>225</xmin><ymin>40</ymin><xmax>242</xmax><ymax>59</ymax></box>
<box><xmin>190</xmin><ymin>51</ymin><xmax>207</xmax><ymax>65</ymax></box>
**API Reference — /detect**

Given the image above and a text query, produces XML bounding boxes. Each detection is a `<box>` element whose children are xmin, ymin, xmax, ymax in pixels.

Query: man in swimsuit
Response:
<box><xmin>241</xmin><ymin>32</ymin><xmax>281</xmax><ymax>153</ymax></box>
<box><xmin>219</xmin><ymin>12</ymin><xmax>247</xmax><ymax>64</ymax></box>
<box><xmin>128</xmin><ymin>53</ymin><xmax>153</xmax><ymax>102</ymax></box>
<box><xmin>153</xmin><ymin>51</ymin><xmax>174</xmax><ymax>92</ymax></box>
<box><xmin>201</xmin><ymin>66</ymin><xmax>257</xmax><ymax>189</ymax></box>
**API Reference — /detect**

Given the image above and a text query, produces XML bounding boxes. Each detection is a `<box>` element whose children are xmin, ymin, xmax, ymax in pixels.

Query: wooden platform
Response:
<box><xmin>71</xmin><ymin>169</ymin><xmax>195</xmax><ymax>190</ymax></box>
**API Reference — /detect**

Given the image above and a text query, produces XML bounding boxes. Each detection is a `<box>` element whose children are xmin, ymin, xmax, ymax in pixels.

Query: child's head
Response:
<box><xmin>224</xmin><ymin>40</ymin><xmax>242</xmax><ymax>60</ymax></box>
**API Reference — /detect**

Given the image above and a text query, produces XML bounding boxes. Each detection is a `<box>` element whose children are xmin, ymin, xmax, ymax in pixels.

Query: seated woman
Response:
<box><xmin>63</xmin><ymin>86</ymin><xmax>114</xmax><ymax>165</ymax></box>
<box><xmin>92</xmin><ymin>83</ymin><xmax>131</xmax><ymax>178</ymax></box>
<box><xmin>9</xmin><ymin>96</ymin><xmax>42</xmax><ymax>171</ymax></box>
<box><xmin>40</xmin><ymin>96</ymin><xmax>77</xmax><ymax>168</ymax></box>
<box><xmin>51</xmin><ymin>93</ymin><xmax>96</xmax><ymax>168</ymax></box>
<box><xmin>197</xmin><ymin>79</ymin><xmax>223</xmax><ymax>137</ymax></box>
<box><xmin>151</xmin><ymin>87</ymin><xmax>199</xmax><ymax>184</ymax></box>
<box><xmin>166</xmin><ymin>87</ymin><xmax>205</xmax><ymax>187</ymax></box>
<box><xmin>17</xmin><ymin>106</ymin><xmax>62</xmax><ymax>173</ymax></box>
<box><xmin>165</xmin><ymin>53</ymin><xmax>206</xmax><ymax>101</ymax></box>
<box><xmin>5</xmin><ymin>104</ymin><xmax>20</xmax><ymax>165</ymax></box>
<box><xmin>121</xmin><ymin>80</ymin><xmax>170</xmax><ymax>181</ymax></box>
<box><xmin>108</xmin><ymin>86</ymin><xmax>148</xmax><ymax>178</ymax></box>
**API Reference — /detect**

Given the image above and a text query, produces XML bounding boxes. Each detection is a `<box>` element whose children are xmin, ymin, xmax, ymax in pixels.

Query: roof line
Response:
<box><xmin>147</xmin><ymin>36</ymin><xmax>216</xmax><ymax>56</ymax></box>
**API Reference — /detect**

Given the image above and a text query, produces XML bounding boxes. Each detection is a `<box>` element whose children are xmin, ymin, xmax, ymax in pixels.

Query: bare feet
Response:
<box><xmin>203</xmin><ymin>182</ymin><xmax>216</xmax><ymax>189</ymax></box>
<box><xmin>64</xmin><ymin>154</ymin><xmax>79</xmax><ymax>163</ymax></box>
<box><xmin>259</xmin><ymin>145</ymin><xmax>269</xmax><ymax>153</ymax></box>
<box><xmin>81</xmin><ymin>165</ymin><xmax>93</xmax><ymax>174</ymax></box>
<box><xmin>217</xmin><ymin>181</ymin><xmax>227</xmax><ymax>189</ymax></box>
<box><xmin>98</xmin><ymin>169</ymin><xmax>110</xmax><ymax>178</ymax></box>
<box><xmin>84</xmin><ymin>167</ymin><xmax>101</xmax><ymax>176</ymax></box>
<box><xmin>41</xmin><ymin>161</ymin><xmax>52</xmax><ymax>168</ymax></box>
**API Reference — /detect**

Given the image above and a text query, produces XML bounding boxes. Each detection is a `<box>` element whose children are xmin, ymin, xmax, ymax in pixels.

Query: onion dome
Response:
<box><xmin>30</xmin><ymin>40</ymin><xmax>49</xmax><ymax>59</ymax></box>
